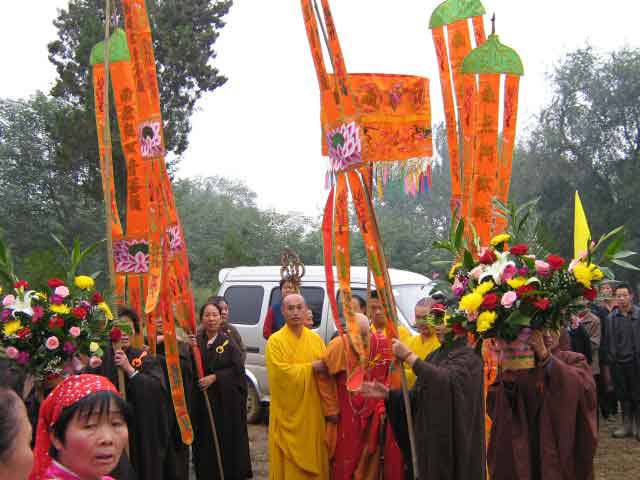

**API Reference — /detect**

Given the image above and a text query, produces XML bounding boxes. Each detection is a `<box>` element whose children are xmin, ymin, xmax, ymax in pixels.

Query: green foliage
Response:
<box><xmin>45</xmin><ymin>0</ymin><xmax>232</xmax><ymax>211</ymax></box>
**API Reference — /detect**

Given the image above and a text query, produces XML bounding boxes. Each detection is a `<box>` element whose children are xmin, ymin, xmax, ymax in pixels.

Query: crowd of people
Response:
<box><xmin>1</xmin><ymin>278</ymin><xmax>639</xmax><ymax>479</ymax></box>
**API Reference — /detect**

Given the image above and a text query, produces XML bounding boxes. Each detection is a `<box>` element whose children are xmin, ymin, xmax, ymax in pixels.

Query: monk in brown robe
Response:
<box><xmin>361</xmin><ymin>324</ymin><xmax>486</xmax><ymax>480</ymax></box>
<box><xmin>487</xmin><ymin>328</ymin><xmax>598</xmax><ymax>480</ymax></box>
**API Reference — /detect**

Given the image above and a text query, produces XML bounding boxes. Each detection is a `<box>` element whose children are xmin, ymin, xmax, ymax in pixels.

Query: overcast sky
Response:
<box><xmin>2</xmin><ymin>1</ymin><xmax>640</xmax><ymax>217</ymax></box>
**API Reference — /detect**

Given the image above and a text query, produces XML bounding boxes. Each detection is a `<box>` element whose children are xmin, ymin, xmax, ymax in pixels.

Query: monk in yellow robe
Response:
<box><xmin>405</xmin><ymin>298</ymin><xmax>441</xmax><ymax>388</ymax></box>
<box><xmin>266</xmin><ymin>293</ymin><xmax>329</xmax><ymax>479</ymax></box>
<box><xmin>369</xmin><ymin>290</ymin><xmax>411</xmax><ymax>343</ymax></box>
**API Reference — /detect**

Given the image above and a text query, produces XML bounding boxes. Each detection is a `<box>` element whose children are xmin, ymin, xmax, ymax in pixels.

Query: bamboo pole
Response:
<box><xmin>101</xmin><ymin>0</ymin><xmax>126</xmax><ymax>401</ymax></box>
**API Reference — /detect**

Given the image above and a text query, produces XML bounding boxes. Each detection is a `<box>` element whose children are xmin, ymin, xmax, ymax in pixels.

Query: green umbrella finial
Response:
<box><xmin>461</xmin><ymin>33</ymin><xmax>524</xmax><ymax>76</ymax></box>
<box><xmin>90</xmin><ymin>28</ymin><xmax>131</xmax><ymax>66</ymax></box>
<box><xmin>429</xmin><ymin>0</ymin><xmax>486</xmax><ymax>29</ymax></box>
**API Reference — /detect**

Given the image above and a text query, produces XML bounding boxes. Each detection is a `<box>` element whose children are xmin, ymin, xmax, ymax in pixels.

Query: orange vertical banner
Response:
<box><xmin>494</xmin><ymin>75</ymin><xmax>521</xmax><ymax>233</ymax></box>
<box><xmin>470</xmin><ymin>74</ymin><xmax>500</xmax><ymax>243</ymax></box>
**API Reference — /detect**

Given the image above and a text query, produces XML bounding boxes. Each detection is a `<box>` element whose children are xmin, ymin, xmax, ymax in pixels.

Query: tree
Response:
<box><xmin>46</xmin><ymin>0</ymin><xmax>232</xmax><ymax>207</ymax></box>
<box><xmin>509</xmin><ymin>46</ymin><xmax>640</xmax><ymax>287</ymax></box>
<box><xmin>0</xmin><ymin>94</ymin><xmax>105</xmax><ymax>284</ymax></box>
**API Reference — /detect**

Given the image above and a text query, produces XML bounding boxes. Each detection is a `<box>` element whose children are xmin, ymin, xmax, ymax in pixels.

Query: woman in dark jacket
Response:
<box><xmin>189</xmin><ymin>302</ymin><xmax>252</xmax><ymax>480</ymax></box>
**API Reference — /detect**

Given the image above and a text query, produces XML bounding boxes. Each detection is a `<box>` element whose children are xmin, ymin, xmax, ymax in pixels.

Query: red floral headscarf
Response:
<box><xmin>30</xmin><ymin>374</ymin><xmax>119</xmax><ymax>480</ymax></box>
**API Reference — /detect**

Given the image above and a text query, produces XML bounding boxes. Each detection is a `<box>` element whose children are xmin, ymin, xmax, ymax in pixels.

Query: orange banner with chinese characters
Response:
<box><xmin>471</xmin><ymin>74</ymin><xmax>500</xmax><ymax>243</ymax></box>
<box><xmin>494</xmin><ymin>74</ymin><xmax>521</xmax><ymax>233</ymax></box>
<box><xmin>433</xmin><ymin>26</ymin><xmax>462</xmax><ymax>211</ymax></box>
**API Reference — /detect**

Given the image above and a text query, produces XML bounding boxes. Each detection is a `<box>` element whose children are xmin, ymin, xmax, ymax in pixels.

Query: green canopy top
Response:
<box><xmin>90</xmin><ymin>28</ymin><xmax>130</xmax><ymax>65</ymax></box>
<box><xmin>429</xmin><ymin>0</ymin><xmax>486</xmax><ymax>29</ymax></box>
<box><xmin>461</xmin><ymin>34</ymin><xmax>524</xmax><ymax>76</ymax></box>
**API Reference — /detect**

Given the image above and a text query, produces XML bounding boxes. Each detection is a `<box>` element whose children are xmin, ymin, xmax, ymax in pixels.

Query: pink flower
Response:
<box><xmin>518</xmin><ymin>268</ymin><xmax>529</xmax><ymax>276</ymax></box>
<box><xmin>63</xmin><ymin>342</ymin><xmax>76</xmax><ymax>354</ymax></box>
<box><xmin>568</xmin><ymin>258</ymin><xmax>580</xmax><ymax>273</ymax></box>
<box><xmin>69</xmin><ymin>326</ymin><xmax>81</xmax><ymax>338</ymax></box>
<box><xmin>2</xmin><ymin>295</ymin><xmax>15</xmax><ymax>307</ymax></box>
<box><xmin>89</xmin><ymin>356</ymin><xmax>102</xmax><ymax>369</ymax></box>
<box><xmin>501</xmin><ymin>291</ymin><xmax>518</xmax><ymax>308</ymax></box>
<box><xmin>452</xmin><ymin>277</ymin><xmax>466</xmax><ymax>297</ymax></box>
<box><xmin>49</xmin><ymin>294</ymin><xmax>63</xmax><ymax>305</ymax></box>
<box><xmin>45</xmin><ymin>336</ymin><xmax>60</xmax><ymax>350</ymax></box>
<box><xmin>535</xmin><ymin>260</ymin><xmax>550</xmax><ymax>276</ymax></box>
<box><xmin>32</xmin><ymin>305</ymin><xmax>44</xmax><ymax>323</ymax></box>
<box><xmin>5</xmin><ymin>346</ymin><xmax>19</xmax><ymax>359</ymax></box>
<box><xmin>469</xmin><ymin>266</ymin><xmax>484</xmax><ymax>280</ymax></box>
<box><xmin>1</xmin><ymin>309</ymin><xmax>11</xmax><ymax>322</ymax></box>
<box><xmin>501</xmin><ymin>264</ymin><xmax>517</xmax><ymax>282</ymax></box>
<box><xmin>16</xmin><ymin>352</ymin><xmax>30</xmax><ymax>365</ymax></box>
<box><xmin>54</xmin><ymin>286</ymin><xmax>70</xmax><ymax>298</ymax></box>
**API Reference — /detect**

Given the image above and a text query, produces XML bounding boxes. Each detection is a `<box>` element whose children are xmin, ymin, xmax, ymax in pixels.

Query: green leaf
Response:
<box><xmin>506</xmin><ymin>310</ymin><xmax>532</xmax><ymax>327</ymax></box>
<box><xmin>612</xmin><ymin>250</ymin><xmax>637</xmax><ymax>260</ymax></box>
<box><xmin>593</xmin><ymin>225</ymin><xmax>625</xmax><ymax>252</ymax></box>
<box><xmin>454</xmin><ymin>218</ymin><xmax>465</xmax><ymax>251</ymax></box>
<box><xmin>51</xmin><ymin>234</ymin><xmax>70</xmax><ymax>258</ymax></box>
<box><xmin>431</xmin><ymin>260</ymin><xmax>455</xmax><ymax>266</ymax></box>
<box><xmin>603</xmin><ymin>233</ymin><xmax>625</xmax><ymax>260</ymax></box>
<box><xmin>611</xmin><ymin>258</ymin><xmax>640</xmax><ymax>271</ymax></box>
<box><xmin>599</xmin><ymin>266</ymin><xmax>615</xmax><ymax>279</ymax></box>
<box><xmin>515</xmin><ymin>197</ymin><xmax>540</xmax><ymax>217</ymax></box>
<box><xmin>463</xmin><ymin>250</ymin><xmax>475</xmax><ymax>270</ymax></box>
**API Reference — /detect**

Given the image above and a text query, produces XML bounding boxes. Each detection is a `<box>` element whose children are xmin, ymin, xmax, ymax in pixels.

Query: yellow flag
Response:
<box><xmin>574</xmin><ymin>191</ymin><xmax>591</xmax><ymax>258</ymax></box>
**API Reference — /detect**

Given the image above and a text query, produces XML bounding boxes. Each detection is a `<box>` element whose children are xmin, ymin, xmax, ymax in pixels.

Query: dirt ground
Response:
<box><xmin>247</xmin><ymin>418</ymin><xmax>640</xmax><ymax>479</ymax></box>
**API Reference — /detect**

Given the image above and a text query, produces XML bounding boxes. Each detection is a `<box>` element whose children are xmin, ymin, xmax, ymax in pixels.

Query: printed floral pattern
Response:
<box><xmin>327</xmin><ymin>121</ymin><xmax>363</xmax><ymax>172</ymax></box>
<box><xmin>138</xmin><ymin>120</ymin><xmax>164</xmax><ymax>158</ymax></box>
<box><xmin>166</xmin><ymin>225</ymin><xmax>184</xmax><ymax>254</ymax></box>
<box><xmin>114</xmin><ymin>239</ymin><xmax>150</xmax><ymax>274</ymax></box>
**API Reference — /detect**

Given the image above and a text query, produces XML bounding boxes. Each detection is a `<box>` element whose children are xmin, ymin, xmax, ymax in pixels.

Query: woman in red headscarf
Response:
<box><xmin>30</xmin><ymin>374</ymin><xmax>130</xmax><ymax>480</ymax></box>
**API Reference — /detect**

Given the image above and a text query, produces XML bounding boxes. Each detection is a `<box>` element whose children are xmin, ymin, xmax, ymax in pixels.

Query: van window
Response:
<box><xmin>270</xmin><ymin>286</ymin><xmax>324</xmax><ymax>328</ymax></box>
<box><xmin>225</xmin><ymin>286</ymin><xmax>264</xmax><ymax>325</ymax></box>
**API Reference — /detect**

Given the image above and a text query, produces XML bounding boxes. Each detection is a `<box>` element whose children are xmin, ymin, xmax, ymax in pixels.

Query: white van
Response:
<box><xmin>218</xmin><ymin>265</ymin><xmax>433</xmax><ymax>423</ymax></box>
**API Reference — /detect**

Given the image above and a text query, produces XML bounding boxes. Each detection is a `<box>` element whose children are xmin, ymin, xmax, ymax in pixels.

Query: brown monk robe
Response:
<box><xmin>487</xmin><ymin>329</ymin><xmax>598</xmax><ymax>480</ymax></box>
<box><xmin>361</xmin><ymin>325</ymin><xmax>486</xmax><ymax>480</ymax></box>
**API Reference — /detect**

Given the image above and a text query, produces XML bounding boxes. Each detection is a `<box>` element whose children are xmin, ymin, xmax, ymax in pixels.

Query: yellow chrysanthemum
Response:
<box><xmin>98</xmin><ymin>302</ymin><xmax>113</xmax><ymax>321</ymax></box>
<box><xmin>507</xmin><ymin>277</ymin><xmax>527</xmax><ymax>289</ymax></box>
<box><xmin>3</xmin><ymin>320</ymin><xmax>22</xmax><ymax>336</ymax></box>
<box><xmin>490</xmin><ymin>234</ymin><xmax>511</xmax><ymax>246</ymax></box>
<box><xmin>460</xmin><ymin>292</ymin><xmax>484</xmax><ymax>312</ymax></box>
<box><xmin>74</xmin><ymin>275</ymin><xmax>95</xmax><ymax>290</ymax></box>
<box><xmin>591</xmin><ymin>267</ymin><xmax>604</xmax><ymax>281</ymax></box>
<box><xmin>50</xmin><ymin>304</ymin><xmax>71</xmax><ymax>315</ymax></box>
<box><xmin>477</xmin><ymin>311</ymin><xmax>497</xmax><ymax>333</ymax></box>
<box><xmin>573</xmin><ymin>263</ymin><xmax>593</xmax><ymax>288</ymax></box>
<box><xmin>448</xmin><ymin>262</ymin><xmax>462</xmax><ymax>280</ymax></box>
<box><xmin>474</xmin><ymin>281</ymin><xmax>494</xmax><ymax>296</ymax></box>
<box><xmin>89</xmin><ymin>342</ymin><xmax>99</xmax><ymax>353</ymax></box>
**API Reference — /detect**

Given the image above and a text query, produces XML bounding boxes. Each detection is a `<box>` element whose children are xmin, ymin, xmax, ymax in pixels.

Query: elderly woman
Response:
<box><xmin>29</xmin><ymin>374</ymin><xmax>130</xmax><ymax>480</ymax></box>
<box><xmin>190</xmin><ymin>302</ymin><xmax>252</xmax><ymax>480</ymax></box>
<box><xmin>0</xmin><ymin>388</ymin><xmax>33</xmax><ymax>480</ymax></box>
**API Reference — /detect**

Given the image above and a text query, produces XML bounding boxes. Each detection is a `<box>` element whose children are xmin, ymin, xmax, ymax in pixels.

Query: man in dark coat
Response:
<box><xmin>607</xmin><ymin>283</ymin><xmax>640</xmax><ymax>439</ymax></box>
<box><xmin>360</xmin><ymin>324</ymin><xmax>486</xmax><ymax>480</ymax></box>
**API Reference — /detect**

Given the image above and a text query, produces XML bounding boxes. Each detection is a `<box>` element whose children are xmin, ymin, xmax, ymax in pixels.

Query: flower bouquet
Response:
<box><xmin>432</xmin><ymin>200</ymin><xmax>637</xmax><ymax>366</ymax></box>
<box><xmin>1</xmin><ymin>275</ymin><xmax>113</xmax><ymax>388</ymax></box>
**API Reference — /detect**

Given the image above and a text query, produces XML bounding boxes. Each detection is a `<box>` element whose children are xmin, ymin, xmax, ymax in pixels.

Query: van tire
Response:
<box><xmin>246</xmin><ymin>380</ymin><xmax>262</xmax><ymax>424</ymax></box>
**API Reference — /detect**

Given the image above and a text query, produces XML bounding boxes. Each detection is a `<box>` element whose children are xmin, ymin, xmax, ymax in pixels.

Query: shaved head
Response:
<box><xmin>282</xmin><ymin>294</ymin><xmax>307</xmax><ymax>334</ymax></box>
<box><xmin>282</xmin><ymin>293</ymin><xmax>305</xmax><ymax>308</ymax></box>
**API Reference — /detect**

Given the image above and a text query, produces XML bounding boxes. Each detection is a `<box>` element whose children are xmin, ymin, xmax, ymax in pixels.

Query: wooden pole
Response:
<box><xmin>193</xmin><ymin>347</ymin><xmax>225</xmax><ymax>480</ymax></box>
<box><xmin>101</xmin><ymin>0</ymin><xmax>126</xmax><ymax>402</ymax></box>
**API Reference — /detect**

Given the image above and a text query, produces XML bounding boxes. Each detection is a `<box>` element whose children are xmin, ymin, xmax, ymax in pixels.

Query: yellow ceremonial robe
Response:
<box><xmin>404</xmin><ymin>333</ymin><xmax>441</xmax><ymax>388</ymax></box>
<box><xmin>266</xmin><ymin>325</ymin><xmax>329</xmax><ymax>480</ymax></box>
